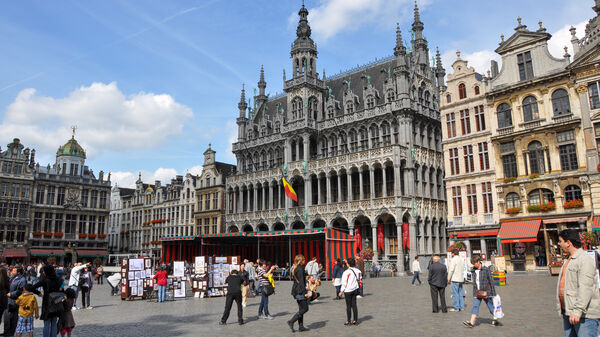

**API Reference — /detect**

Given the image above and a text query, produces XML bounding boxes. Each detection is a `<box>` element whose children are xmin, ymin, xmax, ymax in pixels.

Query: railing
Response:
<box><xmin>552</xmin><ymin>113</ymin><xmax>574</xmax><ymax>124</ymax></box>
<box><xmin>518</xmin><ymin>118</ymin><xmax>544</xmax><ymax>129</ymax></box>
<box><xmin>496</xmin><ymin>126</ymin><xmax>514</xmax><ymax>135</ymax></box>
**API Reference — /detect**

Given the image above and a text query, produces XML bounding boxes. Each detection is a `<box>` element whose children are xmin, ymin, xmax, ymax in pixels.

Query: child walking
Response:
<box><xmin>59</xmin><ymin>288</ymin><xmax>76</xmax><ymax>337</ymax></box>
<box><xmin>15</xmin><ymin>284</ymin><xmax>39</xmax><ymax>337</ymax></box>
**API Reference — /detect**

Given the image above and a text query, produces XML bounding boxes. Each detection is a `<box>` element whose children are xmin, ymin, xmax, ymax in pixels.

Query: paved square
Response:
<box><xmin>47</xmin><ymin>273</ymin><xmax>562</xmax><ymax>336</ymax></box>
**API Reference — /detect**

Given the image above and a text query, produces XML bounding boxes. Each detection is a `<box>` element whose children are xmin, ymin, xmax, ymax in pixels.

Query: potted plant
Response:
<box><xmin>98</xmin><ymin>234</ymin><xmax>107</xmax><ymax>239</ymax></box>
<box><xmin>506</xmin><ymin>207</ymin><xmax>521</xmax><ymax>215</ymax></box>
<box><xmin>503</xmin><ymin>177</ymin><xmax>517</xmax><ymax>183</ymax></box>
<box><xmin>540</xmin><ymin>201</ymin><xmax>556</xmax><ymax>212</ymax></box>
<box><xmin>53</xmin><ymin>232</ymin><xmax>64</xmax><ymax>238</ymax></box>
<box><xmin>564</xmin><ymin>199</ymin><xmax>584</xmax><ymax>209</ymax></box>
<box><xmin>88</xmin><ymin>234</ymin><xmax>97</xmax><ymax>239</ymax></box>
<box><xmin>358</xmin><ymin>247</ymin><xmax>374</xmax><ymax>260</ymax></box>
<box><xmin>43</xmin><ymin>232</ymin><xmax>52</xmax><ymax>238</ymax></box>
<box><xmin>528</xmin><ymin>173</ymin><xmax>540</xmax><ymax>179</ymax></box>
<box><xmin>79</xmin><ymin>233</ymin><xmax>87</xmax><ymax>239</ymax></box>
<box><xmin>580</xmin><ymin>232</ymin><xmax>596</xmax><ymax>250</ymax></box>
<box><xmin>32</xmin><ymin>231</ymin><xmax>43</xmax><ymax>237</ymax></box>
<box><xmin>549</xmin><ymin>260</ymin><xmax>563</xmax><ymax>275</ymax></box>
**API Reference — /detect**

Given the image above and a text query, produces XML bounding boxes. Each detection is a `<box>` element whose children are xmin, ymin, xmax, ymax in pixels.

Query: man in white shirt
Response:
<box><xmin>305</xmin><ymin>256</ymin><xmax>319</xmax><ymax>279</ymax></box>
<box><xmin>68</xmin><ymin>262</ymin><xmax>91</xmax><ymax>309</ymax></box>
<box><xmin>411</xmin><ymin>256</ymin><xmax>422</xmax><ymax>286</ymax></box>
<box><xmin>447</xmin><ymin>248</ymin><xmax>465</xmax><ymax>312</ymax></box>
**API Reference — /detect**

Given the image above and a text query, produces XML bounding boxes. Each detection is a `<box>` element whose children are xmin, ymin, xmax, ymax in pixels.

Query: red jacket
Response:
<box><xmin>153</xmin><ymin>270</ymin><xmax>168</xmax><ymax>286</ymax></box>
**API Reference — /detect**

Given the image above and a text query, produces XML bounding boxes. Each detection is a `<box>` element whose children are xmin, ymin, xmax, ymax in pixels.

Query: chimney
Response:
<box><xmin>490</xmin><ymin>60</ymin><xmax>499</xmax><ymax>78</ymax></box>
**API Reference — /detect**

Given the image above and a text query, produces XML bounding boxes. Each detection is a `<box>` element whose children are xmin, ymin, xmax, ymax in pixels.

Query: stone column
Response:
<box><xmin>225</xmin><ymin>191</ymin><xmax>230</xmax><ymax>214</ymax></box>
<box><xmin>326</xmin><ymin>173</ymin><xmax>332</xmax><ymax>204</ymax></box>
<box><xmin>337</xmin><ymin>174</ymin><xmax>342</xmax><ymax>202</ymax></box>
<box><xmin>372</xmin><ymin>224</ymin><xmax>378</xmax><ymax>261</ymax></box>
<box><xmin>303</xmin><ymin>134</ymin><xmax>310</xmax><ymax>162</ymax></box>
<box><xmin>253</xmin><ymin>185</ymin><xmax>257</xmax><ymax>213</ymax></box>
<box><xmin>359</xmin><ymin>169</ymin><xmax>364</xmax><ymax>200</ymax></box>
<box><xmin>306</xmin><ymin>176</ymin><xmax>312</xmax><ymax>206</ymax></box>
<box><xmin>409</xmin><ymin>218</ymin><xmax>417</xmax><ymax>262</ymax></box>
<box><xmin>347</xmin><ymin>171</ymin><xmax>352</xmax><ymax>203</ymax></box>
<box><xmin>481</xmin><ymin>238</ymin><xmax>487</xmax><ymax>257</ymax></box>
<box><xmin>369</xmin><ymin>167</ymin><xmax>375</xmax><ymax>199</ymax></box>
<box><xmin>269</xmin><ymin>184</ymin><xmax>274</xmax><ymax>210</ymax></box>
<box><xmin>396</xmin><ymin>221</ymin><xmax>405</xmax><ymax>272</ymax></box>
<box><xmin>382</xmin><ymin>166</ymin><xmax>388</xmax><ymax>197</ymax></box>
<box><xmin>317</xmin><ymin>176</ymin><xmax>322</xmax><ymax>204</ymax></box>
<box><xmin>304</xmin><ymin>177</ymin><xmax>309</xmax><ymax>216</ymax></box>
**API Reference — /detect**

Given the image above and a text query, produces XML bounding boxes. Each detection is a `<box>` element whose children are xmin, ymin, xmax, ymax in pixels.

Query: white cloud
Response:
<box><xmin>111</xmin><ymin>165</ymin><xmax>204</xmax><ymax>188</ymax></box>
<box><xmin>441</xmin><ymin>49</ymin><xmax>501</xmax><ymax>77</ymax></box>
<box><xmin>548</xmin><ymin>20</ymin><xmax>587</xmax><ymax>58</ymax></box>
<box><xmin>297</xmin><ymin>0</ymin><xmax>432</xmax><ymax>41</ymax></box>
<box><xmin>0</xmin><ymin>82</ymin><xmax>193</xmax><ymax>158</ymax></box>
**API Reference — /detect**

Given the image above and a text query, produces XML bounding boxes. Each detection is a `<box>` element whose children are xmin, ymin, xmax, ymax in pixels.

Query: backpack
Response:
<box><xmin>47</xmin><ymin>292</ymin><xmax>66</xmax><ymax>315</ymax></box>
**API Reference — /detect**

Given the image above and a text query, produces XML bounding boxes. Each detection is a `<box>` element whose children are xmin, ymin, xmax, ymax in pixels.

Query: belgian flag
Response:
<box><xmin>282</xmin><ymin>177</ymin><xmax>298</xmax><ymax>202</ymax></box>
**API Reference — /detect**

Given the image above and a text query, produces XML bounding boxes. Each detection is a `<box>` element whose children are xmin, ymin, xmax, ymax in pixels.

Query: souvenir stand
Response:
<box><xmin>191</xmin><ymin>256</ymin><xmax>208</xmax><ymax>298</ymax></box>
<box><xmin>121</xmin><ymin>257</ymin><xmax>154</xmax><ymax>301</ymax></box>
<box><xmin>207</xmin><ymin>256</ymin><xmax>240</xmax><ymax>297</ymax></box>
<box><xmin>161</xmin><ymin>228</ymin><xmax>355</xmax><ymax>280</ymax></box>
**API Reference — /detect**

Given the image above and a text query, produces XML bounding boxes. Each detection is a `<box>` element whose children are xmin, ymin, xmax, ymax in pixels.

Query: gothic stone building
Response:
<box><xmin>225</xmin><ymin>4</ymin><xmax>447</xmax><ymax>271</ymax></box>
<box><xmin>0</xmin><ymin>139</ymin><xmax>35</xmax><ymax>263</ymax></box>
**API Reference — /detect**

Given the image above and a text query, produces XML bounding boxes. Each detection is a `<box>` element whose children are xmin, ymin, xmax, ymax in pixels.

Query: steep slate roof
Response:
<box><xmin>215</xmin><ymin>161</ymin><xmax>236</xmax><ymax>177</ymax></box>
<box><xmin>119</xmin><ymin>188</ymin><xmax>135</xmax><ymax>196</ymax></box>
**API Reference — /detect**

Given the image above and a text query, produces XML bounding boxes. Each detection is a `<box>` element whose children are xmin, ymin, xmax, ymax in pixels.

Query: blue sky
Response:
<box><xmin>0</xmin><ymin>0</ymin><xmax>591</xmax><ymax>187</ymax></box>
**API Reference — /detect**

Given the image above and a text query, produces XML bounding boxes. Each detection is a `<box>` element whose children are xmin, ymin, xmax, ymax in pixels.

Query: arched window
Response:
<box><xmin>497</xmin><ymin>103</ymin><xmax>513</xmax><ymax>128</ymax></box>
<box><xmin>528</xmin><ymin>188</ymin><xmax>554</xmax><ymax>205</ymax></box>
<box><xmin>552</xmin><ymin>89</ymin><xmax>571</xmax><ymax>116</ymax></box>
<box><xmin>528</xmin><ymin>141</ymin><xmax>545</xmax><ymax>174</ymax></box>
<box><xmin>446</xmin><ymin>94</ymin><xmax>451</xmax><ymax>103</ymax></box>
<box><xmin>359</xmin><ymin>127</ymin><xmax>368</xmax><ymax>150</ymax></box>
<box><xmin>349</xmin><ymin>130</ymin><xmax>358</xmax><ymax>152</ymax></box>
<box><xmin>370</xmin><ymin>124</ymin><xmax>379</xmax><ymax>147</ymax></box>
<box><xmin>320</xmin><ymin>137</ymin><xmax>328</xmax><ymax>157</ymax></box>
<box><xmin>308</xmin><ymin>97</ymin><xmax>318</xmax><ymax>120</ymax></box>
<box><xmin>329</xmin><ymin>135</ymin><xmax>338</xmax><ymax>155</ymax></box>
<box><xmin>292</xmin><ymin>97</ymin><xmax>302</xmax><ymax>120</ymax></box>
<box><xmin>506</xmin><ymin>192</ymin><xmax>521</xmax><ymax>208</ymax></box>
<box><xmin>424</xmin><ymin>91</ymin><xmax>431</xmax><ymax>106</ymax></box>
<box><xmin>564</xmin><ymin>185</ymin><xmax>582</xmax><ymax>201</ymax></box>
<box><xmin>387</xmin><ymin>90</ymin><xmax>395</xmax><ymax>103</ymax></box>
<box><xmin>339</xmin><ymin>132</ymin><xmax>348</xmax><ymax>153</ymax></box>
<box><xmin>298</xmin><ymin>98</ymin><xmax>304</xmax><ymax>119</ymax></box>
<box><xmin>522</xmin><ymin>96</ymin><xmax>539</xmax><ymax>122</ymax></box>
<box><xmin>418</xmin><ymin>86</ymin><xmax>424</xmax><ymax>104</ymax></box>
<box><xmin>381</xmin><ymin>122</ymin><xmax>391</xmax><ymax>145</ymax></box>
<box><xmin>474</xmin><ymin>86</ymin><xmax>480</xmax><ymax>95</ymax></box>
<box><xmin>261</xmin><ymin>151</ymin><xmax>267</xmax><ymax>169</ymax></box>
<box><xmin>459</xmin><ymin>83</ymin><xmax>467</xmax><ymax>99</ymax></box>
<box><xmin>366</xmin><ymin>95</ymin><xmax>375</xmax><ymax>109</ymax></box>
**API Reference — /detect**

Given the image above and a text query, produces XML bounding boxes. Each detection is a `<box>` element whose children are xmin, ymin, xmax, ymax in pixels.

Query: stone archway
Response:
<box><xmin>257</xmin><ymin>223</ymin><xmax>269</xmax><ymax>232</ymax></box>
<box><xmin>291</xmin><ymin>221</ymin><xmax>305</xmax><ymax>230</ymax></box>
<box><xmin>272</xmin><ymin>222</ymin><xmax>286</xmax><ymax>231</ymax></box>
<box><xmin>331</xmin><ymin>217</ymin><xmax>349</xmax><ymax>233</ymax></box>
<box><xmin>242</xmin><ymin>224</ymin><xmax>254</xmax><ymax>233</ymax></box>
<box><xmin>228</xmin><ymin>225</ymin><xmax>239</xmax><ymax>233</ymax></box>
<box><xmin>311</xmin><ymin>219</ymin><xmax>326</xmax><ymax>228</ymax></box>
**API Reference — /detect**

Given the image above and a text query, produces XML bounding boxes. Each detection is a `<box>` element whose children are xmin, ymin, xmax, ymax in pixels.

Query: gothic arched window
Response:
<box><xmin>459</xmin><ymin>83</ymin><xmax>467</xmax><ymax>99</ymax></box>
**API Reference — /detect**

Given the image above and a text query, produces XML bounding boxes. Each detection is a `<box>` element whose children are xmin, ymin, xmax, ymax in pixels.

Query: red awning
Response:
<box><xmin>77</xmin><ymin>250</ymin><xmax>108</xmax><ymax>257</ymax></box>
<box><xmin>30</xmin><ymin>249</ymin><xmax>65</xmax><ymax>257</ymax></box>
<box><xmin>456</xmin><ymin>229</ymin><xmax>499</xmax><ymax>238</ymax></box>
<box><xmin>2</xmin><ymin>250</ymin><xmax>27</xmax><ymax>258</ymax></box>
<box><xmin>498</xmin><ymin>219</ymin><xmax>542</xmax><ymax>243</ymax></box>
<box><xmin>543</xmin><ymin>217</ymin><xmax>587</xmax><ymax>225</ymax></box>
<box><xmin>593</xmin><ymin>216</ymin><xmax>600</xmax><ymax>232</ymax></box>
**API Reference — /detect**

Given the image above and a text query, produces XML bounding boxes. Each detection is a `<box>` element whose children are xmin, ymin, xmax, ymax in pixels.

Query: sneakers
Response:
<box><xmin>356</xmin><ymin>295</ymin><xmax>363</xmax><ymax>299</ymax></box>
<box><xmin>258</xmin><ymin>314</ymin><xmax>266</xmax><ymax>320</ymax></box>
<box><xmin>491</xmin><ymin>320</ymin><xmax>500</xmax><ymax>326</ymax></box>
<box><xmin>242</xmin><ymin>304</ymin><xmax>246</xmax><ymax>308</ymax></box>
<box><xmin>86</xmin><ymin>306</ymin><xmax>93</xmax><ymax>310</ymax></box>
<box><xmin>463</xmin><ymin>321</ymin><xmax>474</xmax><ymax>328</ymax></box>
<box><xmin>219</xmin><ymin>321</ymin><xmax>226</xmax><ymax>325</ymax></box>
<box><xmin>448</xmin><ymin>309</ymin><xmax>459</xmax><ymax>312</ymax></box>
<box><xmin>264</xmin><ymin>315</ymin><xmax>274</xmax><ymax>320</ymax></box>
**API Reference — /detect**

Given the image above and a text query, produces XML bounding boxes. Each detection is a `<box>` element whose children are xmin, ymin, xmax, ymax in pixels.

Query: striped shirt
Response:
<box><xmin>257</xmin><ymin>267</ymin><xmax>270</xmax><ymax>286</ymax></box>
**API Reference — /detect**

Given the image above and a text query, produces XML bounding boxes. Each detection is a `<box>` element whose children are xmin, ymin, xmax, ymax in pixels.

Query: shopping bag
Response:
<box><xmin>492</xmin><ymin>295</ymin><xmax>504</xmax><ymax>319</ymax></box>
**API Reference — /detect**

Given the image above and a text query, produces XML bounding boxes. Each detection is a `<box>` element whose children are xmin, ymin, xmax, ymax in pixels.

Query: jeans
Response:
<box><xmin>335</xmin><ymin>285</ymin><xmax>341</xmax><ymax>298</ymax></box>
<box><xmin>43</xmin><ymin>317</ymin><xmax>58</xmax><ymax>337</ymax></box>
<box><xmin>69</xmin><ymin>285</ymin><xmax>79</xmax><ymax>308</ymax></box>
<box><xmin>471</xmin><ymin>297</ymin><xmax>494</xmax><ymax>316</ymax></box>
<box><xmin>344</xmin><ymin>290</ymin><xmax>359</xmax><ymax>322</ymax></box>
<box><xmin>81</xmin><ymin>286</ymin><xmax>91</xmax><ymax>308</ymax></box>
<box><xmin>412</xmin><ymin>271</ymin><xmax>421</xmax><ymax>284</ymax></box>
<box><xmin>158</xmin><ymin>285</ymin><xmax>166</xmax><ymax>303</ymax></box>
<box><xmin>97</xmin><ymin>274</ymin><xmax>103</xmax><ymax>285</ymax></box>
<box><xmin>563</xmin><ymin>315</ymin><xmax>599</xmax><ymax>337</ymax></box>
<box><xmin>258</xmin><ymin>292</ymin><xmax>270</xmax><ymax>316</ymax></box>
<box><xmin>451</xmin><ymin>282</ymin><xmax>465</xmax><ymax>310</ymax></box>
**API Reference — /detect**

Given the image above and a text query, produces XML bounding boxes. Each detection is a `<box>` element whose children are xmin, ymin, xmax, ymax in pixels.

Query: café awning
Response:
<box><xmin>30</xmin><ymin>249</ymin><xmax>65</xmax><ymax>257</ymax></box>
<box><xmin>2</xmin><ymin>249</ymin><xmax>27</xmax><ymax>258</ymax></box>
<box><xmin>593</xmin><ymin>216</ymin><xmax>600</xmax><ymax>231</ymax></box>
<box><xmin>456</xmin><ymin>229</ymin><xmax>499</xmax><ymax>238</ymax></box>
<box><xmin>77</xmin><ymin>250</ymin><xmax>108</xmax><ymax>257</ymax></box>
<box><xmin>498</xmin><ymin>218</ymin><xmax>542</xmax><ymax>243</ymax></box>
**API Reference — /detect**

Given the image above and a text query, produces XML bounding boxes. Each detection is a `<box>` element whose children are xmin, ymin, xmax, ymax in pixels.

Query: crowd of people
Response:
<box><xmin>217</xmin><ymin>256</ymin><xmax>364</xmax><ymax>331</ymax></box>
<box><xmin>0</xmin><ymin>261</ymin><xmax>108</xmax><ymax>337</ymax></box>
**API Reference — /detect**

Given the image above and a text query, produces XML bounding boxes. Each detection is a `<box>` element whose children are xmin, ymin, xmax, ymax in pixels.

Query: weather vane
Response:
<box><xmin>71</xmin><ymin>125</ymin><xmax>77</xmax><ymax>138</ymax></box>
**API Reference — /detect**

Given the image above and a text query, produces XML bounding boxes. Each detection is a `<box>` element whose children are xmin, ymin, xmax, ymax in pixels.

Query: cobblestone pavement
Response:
<box><xmin>34</xmin><ymin>273</ymin><xmax>565</xmax><ymax>337</ymax></box>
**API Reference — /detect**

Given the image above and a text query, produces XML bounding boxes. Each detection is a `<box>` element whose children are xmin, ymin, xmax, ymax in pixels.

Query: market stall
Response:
<box><xmin>160</xmin><ymin>228</ymin><xmax>355</xmax><ymax>279</ymax></box>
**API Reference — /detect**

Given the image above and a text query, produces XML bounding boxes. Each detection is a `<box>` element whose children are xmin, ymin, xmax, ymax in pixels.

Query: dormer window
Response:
<box><xmin>474</xmin><ymin>86</ymin><xmax>480</xmax><ymax>95</ymax></box>
<box><xmin>346</xmin><ymin>102</ymin><xmax>354</xmax><ymax>114</ymax></box>
<box><xmin>446</xmin><ymin>94</ymin><xmax>451</xmax><ymax>103</ymax></box>
<box><xmin>517</xmin><ymin>51</ymin><xmax>533</xmax><ymax>81</ymax></box>
<box><xmin>386</xmin><ymin>90</ymin><xmax>395</xmax><ymax>103</ymax></box>
<box><xmin>366</xmin><ymin>95</ymin><xmax>375</xmax><ymax>109</ymax></box>
<box><xmin>327</xmin><ymin>106</ymin><xmax>334</xmax><ymax>119</ymax></box>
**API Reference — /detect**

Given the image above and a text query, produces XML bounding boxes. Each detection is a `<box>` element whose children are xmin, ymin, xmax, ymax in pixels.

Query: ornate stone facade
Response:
<box><xmin>489</xmin><ymin>18</ymin><xmax>591</xmax><ymax>272</ymax></box>
<box><xmin>441</xmin><ymin>52</ymin><xmax>499</xmax><ymax>257</ymax></box>
<box><xmin>225</xmin><ymin>4</ymin><xmax>446</xmax><ymax>271</ymax></box>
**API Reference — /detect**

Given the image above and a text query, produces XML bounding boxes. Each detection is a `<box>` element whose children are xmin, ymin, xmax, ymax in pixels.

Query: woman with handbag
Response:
<box><xmin>339</xmin><ymin>258</ymin><xmax>362</xmax><ymax>326</ymax></box>
<box><xmin>332</xmin><ymin>259</ymin><xmax>344</xmax><ymax>300</ymax></box>
<box><xmin>463</xmin><ymin>255</ymin><xmax>499</xmax><ymax>328</ymax></box>
<box><xmin>257</xmin><ymin>260</ymin><xmax>277</xmax><ymax>320</ymax></box>
<box><xmin>287</xmin><ymin>254</ymin><xmax>310</xmax><ymax>332</ymax></box>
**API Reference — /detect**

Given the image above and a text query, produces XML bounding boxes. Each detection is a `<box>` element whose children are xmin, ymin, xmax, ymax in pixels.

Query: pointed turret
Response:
<box><xmin>258</xmin><ymin>65</ymin><xmax>266</xmax><ymax>95</ymax></box>
<box><xmin>411</xmin><ymin>1</ymin><xmax>429</xmax><ymax>67</ymax></box>
<box><xmin>289</xmin><ymin>3</ymin><xmax>318</xmax><ymax>80</ymax></box>
<box><xmin>238</xmin><ymin>85</ymin><xmax>247</xmax><ymax>118</ymax></box>
<box><xmin>237</xmin><ymin>85</ymin><xmax>248</xmax><ymax>142</ymax></box>
<box><xmin>435</xmin><ymin>48</ymin><xmax>446</xmax><ymax>88</ymax></box>
<box><xmin>412</xmin><ymin>1</ymin><xmax>424</xmax><ymax>40</ymax></box>
<box><xmin>394</xmin><ymin>23</ymin><xmax>406</xmax><ymax>57</ymax></box>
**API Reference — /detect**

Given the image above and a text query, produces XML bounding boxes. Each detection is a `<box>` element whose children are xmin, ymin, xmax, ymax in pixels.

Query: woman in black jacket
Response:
<box><xmin>287</xmin><ymin>254</ymin><xmax>310</xmax><ymax>333</ymax></box>
<box><xmin>463</xmin><ymin>255</ymin><xmax>498</xmax><ymax>328</ymax></box>
<box><xmin>0</xmin><ymin>267</ymin><xmax>9</xmax><ymax>324</ymax></box>
<box><xmin>32</xmin><ymin>265</ymin><xmax>62</xmax><ymax>337</ymax></box>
